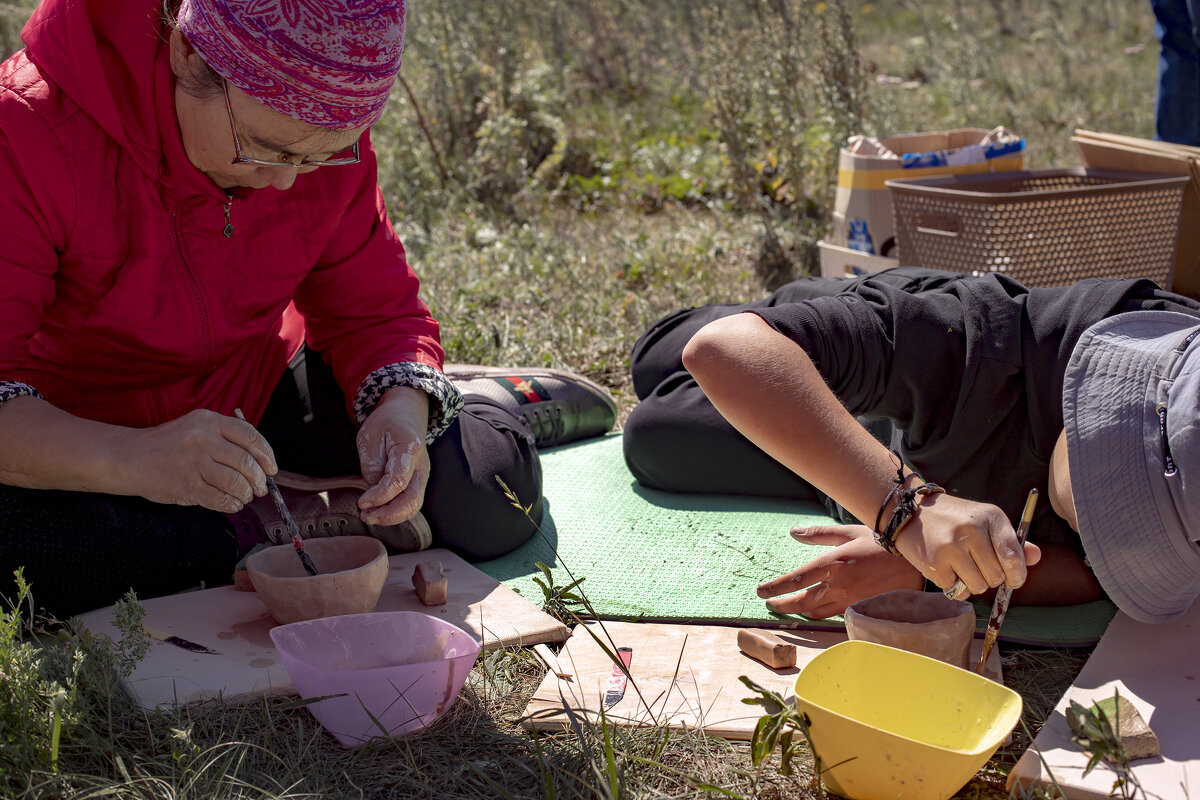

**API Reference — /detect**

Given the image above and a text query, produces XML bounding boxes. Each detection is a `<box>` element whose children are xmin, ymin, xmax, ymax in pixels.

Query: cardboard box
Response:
<box><xmin>831</xmin><ymin>128</ymin><xmax>1024</xmax><ymax>259</ymax></box>
<box><xmin>818</xmin><ymin>239</ymin><xmax>900</xmax><ymax>279</ymax></box>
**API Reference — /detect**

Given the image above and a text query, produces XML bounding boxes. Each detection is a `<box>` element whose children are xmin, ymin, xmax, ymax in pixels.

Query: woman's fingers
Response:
<box><xmin>223</xmin><ymin>415</ymin><xmax>276</xmax><ymax>478</ymax></box>
<box><xmin>944</xmin><ymin>551</ymin><xmax>990</xmax><ymax>596</ymax></box>
<box><xmin>789</xmin><ymin>524</ymin><xmax>862</xmax><ymax>545</ymax></box>
<box><xmin>988</xmin><ymin>523</ymin><xmax>1031</xmax><ymax>588</ymax></box>
<box><xmin>196</xmin><ymin>459</ymin><xmax>258</xmax><ymax>509</ymax></box>
<box><xmin>757</xmin><ymin>561</ymin><xmax>828</xmax><ymax>599</ymax></box>
<box><xmin>360</xmin><ymin>467</ymin><xmax>427</xmax><ymax>526</ymax></box>
<box><xmin>207</xmin><ymin>436</ymin><xmax>270</xmax><ymax>499</ymax></box>
<box><xmin>765</xmin><ymin>584</ymin><xmax>841</xmax><ymax>618</ymax></box>
<box><xmin>1022</xmin><ymin>541</ymin><xmax>1042</xmax><ymax>567</ymax></box>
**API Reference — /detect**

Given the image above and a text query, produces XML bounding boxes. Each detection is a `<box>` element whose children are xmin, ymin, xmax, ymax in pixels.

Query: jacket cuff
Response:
<box><xmin>0</xmin><ymin>381</ymin><xmax>43</xmax><ymax>409</ymax></box>
<box><xmin>353</xmin><ymin>363</ymin><xmax>464</xmax><ymax>443</ymax></box>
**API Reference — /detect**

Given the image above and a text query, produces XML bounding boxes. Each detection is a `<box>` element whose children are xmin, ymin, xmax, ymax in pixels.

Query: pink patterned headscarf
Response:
<box><xmin>176</xmin><ymin>0</ymin><xmax>406</xmax><ymax>129</ymax></box>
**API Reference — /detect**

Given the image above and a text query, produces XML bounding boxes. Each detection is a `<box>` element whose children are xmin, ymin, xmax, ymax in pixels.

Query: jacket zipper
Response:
<box><xmin>222</xmin><ymin>191</ymin><xmax>234</xmax><ymax>238</ymax></box>
<box><xmin>171</xmin><ymin>200</ymin><xmax>213</xmax><ymax>377</ymax></box>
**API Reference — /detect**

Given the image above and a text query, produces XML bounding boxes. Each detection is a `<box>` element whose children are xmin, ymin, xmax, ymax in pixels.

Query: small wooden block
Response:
<box><xmin>736</xmin><ymin>629</ymin><xmax>796</xmax><ymax>669</ymax></box>
<box><xmin>412</xmin><ymin>560</ymin><xmax>447</xmax><ymax>606</ymax></box>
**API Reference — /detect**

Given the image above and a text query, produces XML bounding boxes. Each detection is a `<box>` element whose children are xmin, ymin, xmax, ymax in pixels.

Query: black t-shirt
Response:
<box><xmin>753</xmin><ymin>274</ymin><xmax>1200</xmax><ymax>548</ymax></box>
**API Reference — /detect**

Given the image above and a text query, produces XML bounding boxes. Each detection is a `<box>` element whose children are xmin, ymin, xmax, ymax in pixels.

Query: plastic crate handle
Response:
<box><xmin>913</xmin><ymin>209</ymin><xmax>963</xmax><ymax>238</ymax></box>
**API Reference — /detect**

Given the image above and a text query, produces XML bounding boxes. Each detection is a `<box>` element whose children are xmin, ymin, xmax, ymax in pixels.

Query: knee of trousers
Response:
<box><xmin>423</xmin><ymin>399</ymin><xmax>544</xmax><ymax>561</ymax></box>
<box><xmin>621</xmin><ymin>399</ymin><xmax>695</xmax><ymax>490</ymax></box>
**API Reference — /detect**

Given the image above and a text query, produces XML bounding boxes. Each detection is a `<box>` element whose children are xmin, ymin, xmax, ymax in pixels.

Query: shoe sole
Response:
<box><xmin>274</xmin><ymin>471</ymin><xmax>369</xmax><ymax>492</ymax></box>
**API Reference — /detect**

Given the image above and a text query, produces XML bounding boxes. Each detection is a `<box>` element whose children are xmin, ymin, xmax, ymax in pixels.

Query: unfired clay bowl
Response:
<box><xmin>247</xmin><ymin>536</ymin><xmax>388</xmax><ymax>625</ymax></box>
<box><xmin>843</xmin><ymin>588</ymin><xmax>976</xmax><ymax>669</ymax></box>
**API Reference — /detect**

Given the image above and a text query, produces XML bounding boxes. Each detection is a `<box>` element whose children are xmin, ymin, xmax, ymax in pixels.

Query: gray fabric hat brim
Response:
<box><xmin>1063</xmin><ymin>311</ymin><xmax>1200</xmax><ymax>624</ymax></box>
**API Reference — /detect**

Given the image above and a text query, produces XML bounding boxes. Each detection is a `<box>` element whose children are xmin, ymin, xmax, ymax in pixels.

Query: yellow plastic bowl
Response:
<box><xmin>792</xmin><ymin>640</ymin><xmax>1022</xmax><ymax>800</ymax></box>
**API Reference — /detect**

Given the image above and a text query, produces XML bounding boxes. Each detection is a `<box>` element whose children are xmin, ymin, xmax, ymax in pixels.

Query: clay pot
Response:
<box><xmin>247</xmin><ymin>536</ymin><xmax>388</xmax><ymax>625</ymax></box>
<box><xmin>844</xmin><ymin>589</ymin><xmax>976</xmax><ymax>669</ymax></box>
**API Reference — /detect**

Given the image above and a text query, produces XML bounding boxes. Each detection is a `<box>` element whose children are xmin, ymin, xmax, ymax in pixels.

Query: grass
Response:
<box><xmin>0</xmin><ymin>0</ymin><xmax>1164</xmax><ymax>796</ymax></box>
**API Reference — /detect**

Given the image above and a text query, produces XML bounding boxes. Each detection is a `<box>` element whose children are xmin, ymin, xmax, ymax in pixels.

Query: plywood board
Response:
<box><xmin>1074</xmin><ymin>129</ymin><xmax>1200</xmax><ymax>159</ymax></box>
<box><xmin>523</xmin><ymin>621</ymin><xmax>1002</xmax><ymax>740</ymax></box>
<box><xmin>1007</xmin><ymin>599</ymin><xmax>1200</xmax><ymax>799</ymax></box>
<box><xmin>1072</xmin><ymin>131</ymin><xmax>1200</xmax><ymax>300</ymax></box>
<box><xmin>77</xmin><ymin>548</ymin><xmax>569</xmax><ymax>709</ymax></box>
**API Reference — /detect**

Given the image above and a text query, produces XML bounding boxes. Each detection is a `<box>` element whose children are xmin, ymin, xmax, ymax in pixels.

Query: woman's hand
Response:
<box><xmin>120</xmin><ymin>409</ymin><xmax>274</xmax><ymax>512</ymax></box>
<box><xmin>891</xmin><ymin>492</ymin><xmax>1041</xmax><ymax>596</ymax></box>
<box><xmin>757</xmin><ymin>524</ymin><xmax>924</xmax><ymax>619</ymax></box>
<box><xmin>355</xmin><ymin>386</ymin><xmax>430</xmax><ymax>526</ymax></box>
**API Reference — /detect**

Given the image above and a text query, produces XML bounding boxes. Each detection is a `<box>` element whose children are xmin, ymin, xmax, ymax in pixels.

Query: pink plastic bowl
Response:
<box><xmin>269</xmin><ymin>611</ymin><xmax>481</xmax><ymax>747</ymax></box>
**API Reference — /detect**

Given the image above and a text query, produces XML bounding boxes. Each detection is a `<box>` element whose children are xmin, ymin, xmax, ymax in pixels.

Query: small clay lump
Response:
<box><xmin>413</xmin><ymin>560</ymin><xmax>448</xmax><ymax>606</ymax></box>
<box><xmin>737</xmin><ymin>629</ymin><xmax>797</xmax><ymax>669</ymax></box>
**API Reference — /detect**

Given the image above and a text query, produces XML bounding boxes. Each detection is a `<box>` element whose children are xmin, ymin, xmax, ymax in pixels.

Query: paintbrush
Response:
<box><xmin>234</xmin><ymin>408</ymin><xmax>319</xmax><ymax>577</ymax></box>
<box><xmin>142</xmin><ymin>624</ymin><xmax>220</xmax><ymax>655</ymax></box>
<box><xmin>975</xmin><ymin>488</ymin><xmax>1038</xmax><ymax>675</ymax></box>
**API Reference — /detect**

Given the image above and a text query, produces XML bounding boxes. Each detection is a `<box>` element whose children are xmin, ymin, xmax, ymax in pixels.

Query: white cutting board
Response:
<box><xmin>78</xmin><ymin>548</ymin><xmax>569</xmax><ymax>709</ymax></box>
<box><xmin>1007</xmin><ymin>598</ymin><xmax>1200</xmax><ymax>798</ymax></box>
<box><xmin>523</xmin><ymin>620</ymin><xmax>1002</xmax><ymax>740</ymax></box>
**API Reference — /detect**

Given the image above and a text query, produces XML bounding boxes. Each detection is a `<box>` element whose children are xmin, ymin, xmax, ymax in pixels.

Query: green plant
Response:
<box><xmin>531</xmin><ymin>561</ymin><xmax>587</xmax><ymax>624</ymax></box>
<box><xmin>739</xmin><ymin>676</ymin><xmax>823</xmax><ymax>796</ymax></box>
<box><xmin>0</xmin><ymin>577</ymin><xmax>158</xmax><ymax>799</ymax></box>
<box><xmin>0</xmin><ymin>570</ymin><xmax>84</xmax><ymax>796</ymax></box>
<box><xmin>1067</xmin><ymin>692</ymin><xmax>1147</xmax><ymax>800</ymax></box>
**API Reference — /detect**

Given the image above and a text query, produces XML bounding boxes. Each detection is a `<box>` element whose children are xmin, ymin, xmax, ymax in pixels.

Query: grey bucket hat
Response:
<box><xmin>1063</xmin><ymin>310</ymin><xmax>1200</xmax><ymax>624</ymax></box>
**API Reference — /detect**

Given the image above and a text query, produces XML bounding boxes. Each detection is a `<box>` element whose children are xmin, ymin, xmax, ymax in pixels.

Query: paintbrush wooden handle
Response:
<box><xmin>235</xmin><ymin>409</ymin><xmax>318</xmax><ymax>576</ymax></box>
<box><xmin>975</xmin><ymin>489</ymin><xmax>1038</xmax><ymax>673</ymax></box>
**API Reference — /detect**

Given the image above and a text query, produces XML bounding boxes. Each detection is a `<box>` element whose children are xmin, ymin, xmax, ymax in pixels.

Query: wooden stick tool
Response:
<box><xmin>234</xmin><ymin>408</ymin><xmax>318</xmax><ymax>577</ymax></box>
<box><xmin>975</xmin><ymin>488</ymin><xmax>1038</xmax><ymax>674</ymax></box>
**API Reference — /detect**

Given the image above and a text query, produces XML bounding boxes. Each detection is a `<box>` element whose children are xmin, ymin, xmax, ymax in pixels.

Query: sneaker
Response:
<box><xmin>443</xmin><ymin>364</ymin><xmax>618</xmax><ymax>447</ymax></box>
<box><xmin>247</xmin><ymin>472</ymin><xmax>432</xmax><ymax>553</ymax></box>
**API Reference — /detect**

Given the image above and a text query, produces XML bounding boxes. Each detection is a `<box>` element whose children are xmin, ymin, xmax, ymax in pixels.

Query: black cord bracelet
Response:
<box><xmin>872</xmin><ymin>450</ymin><xmax>945</xmax><ymax>554</ymax></box>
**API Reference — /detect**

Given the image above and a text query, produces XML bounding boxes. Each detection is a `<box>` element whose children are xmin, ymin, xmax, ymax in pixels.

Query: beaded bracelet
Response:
<box><xmin>872</xmin><ymin>450</ymin><xmax>945</xmax><ymax>554</ymax></box>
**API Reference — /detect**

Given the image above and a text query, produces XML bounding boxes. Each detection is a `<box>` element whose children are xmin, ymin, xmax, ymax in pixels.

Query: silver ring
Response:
<box><xmin>943</xmin><ymin>579</ymin><xmax>970</xmax><ymax>601</ymax></box>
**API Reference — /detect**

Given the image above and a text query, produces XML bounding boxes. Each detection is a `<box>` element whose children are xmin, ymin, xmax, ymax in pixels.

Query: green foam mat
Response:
<box><xmin>474</xmin><ymin>434</ymin><xmax>1117</xmax><ymax>647</ymax></box>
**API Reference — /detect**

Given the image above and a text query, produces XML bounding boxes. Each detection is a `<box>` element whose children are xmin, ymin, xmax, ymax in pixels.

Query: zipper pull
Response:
<box><xmin>222</xmin><ymin>192</ymin><xmax>234</xmax><ymax>238</ymax></box>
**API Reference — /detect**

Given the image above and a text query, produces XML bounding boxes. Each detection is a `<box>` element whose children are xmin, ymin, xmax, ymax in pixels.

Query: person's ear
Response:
<box><xmin>167</xmin><ymin>27</ymin><xmax>205</xmax><ymax>80</ymax></box>
<box><xmin>1048</xmin><ymin>428</ymin><xmax>1079</xmax><ymax>532</ymax></box>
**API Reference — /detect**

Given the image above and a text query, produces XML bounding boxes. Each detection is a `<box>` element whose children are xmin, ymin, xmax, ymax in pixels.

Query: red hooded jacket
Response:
<box><xmin>0</xmin><ymin>0</ymin><xmax>443</xmax><ymax>427</ymax></box>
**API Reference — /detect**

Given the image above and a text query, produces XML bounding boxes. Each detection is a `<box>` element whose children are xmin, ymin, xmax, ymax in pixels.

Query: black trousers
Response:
<box><xmin>622</xmin><ymin>268</ymin><xmax>963</xmax><ymax>510</ymax></box>
<box><xmin>0</xmin><ymin>349</ymin><xmax>541</xmax><ymax>619</ymax></box>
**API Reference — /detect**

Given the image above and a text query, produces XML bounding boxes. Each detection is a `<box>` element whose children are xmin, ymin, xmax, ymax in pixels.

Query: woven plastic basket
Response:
<box><xmin>886</xmin><ymin>168</ymin><xmax>1188</xmax><ymax>288</ymax></box>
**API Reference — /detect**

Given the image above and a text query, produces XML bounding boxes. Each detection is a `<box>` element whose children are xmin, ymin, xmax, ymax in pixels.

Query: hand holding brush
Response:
<box><xmin>234</xmin><ymin>409</ymin><xmax>318</xmax><ymax>576</ymax></box>
<box><xmin>975</xmin><ymin>488</ymin><xmax>1038</xmax><ymax>674</ymax></box>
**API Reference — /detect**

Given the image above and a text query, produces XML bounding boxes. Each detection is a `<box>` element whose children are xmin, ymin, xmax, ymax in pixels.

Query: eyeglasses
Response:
<box><xmin>222</xmin><ymin>79</ymin><xmax>360</xmax><ymax>168</ymax></box>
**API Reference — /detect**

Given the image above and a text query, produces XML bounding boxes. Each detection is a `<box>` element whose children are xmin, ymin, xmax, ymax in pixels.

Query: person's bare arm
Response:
<box><xmin>682</xmin><ymin>312</ymin><xmax>1039</xmax><ymax>599</ymax></box>
<box><xmin>0</xmin><ymin>395</ymin><xmax>273</xmax><ymax>512</ymax></box>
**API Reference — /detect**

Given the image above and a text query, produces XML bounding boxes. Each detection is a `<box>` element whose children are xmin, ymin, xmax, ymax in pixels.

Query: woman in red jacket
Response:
<box><xmin>0</xmin><ymin>0</ymin><xmax>615</xmax><ymax>617</ymax></box>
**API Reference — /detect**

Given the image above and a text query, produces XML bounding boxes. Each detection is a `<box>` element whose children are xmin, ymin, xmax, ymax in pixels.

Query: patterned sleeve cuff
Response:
<box><xmin>0</xmin><ymin>381</ymin><xmax>43</xmax><ymax>409</ymax></box>
<box><xmin>353</xmin><ymin>362</ymin><xmax>464</xmax><ymax>443</ymax></box>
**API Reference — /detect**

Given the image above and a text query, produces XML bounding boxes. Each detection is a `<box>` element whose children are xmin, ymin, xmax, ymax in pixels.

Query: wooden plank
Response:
<box><xmin>1073</xmin><ymin>129</ymin><xmax>1200</xmax><ymax>159</ymax></box>
<box><xmin>77</xmin><ymin>548</ymin><xmax>569</xmax><ymax>709</ymax></box>
<box><xmin>1007</xmin><ymin>599</ymin><xmax>1200</xmax><ymax>799</ymax></box>
<box><xmin>1072</xmin><ymin>134</ymin><xmax>1200</xmax><ymax>299</ymax></box>
<box><xmin>522</xmin><ymin>620</ymin><xmax>1002</xmax><ymax>740</ymax></box>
